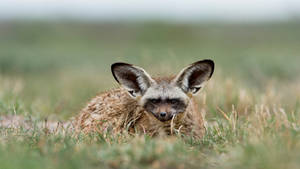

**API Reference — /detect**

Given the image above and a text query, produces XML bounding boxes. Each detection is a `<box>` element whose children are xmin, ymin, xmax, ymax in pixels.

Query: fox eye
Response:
<box><xmin>168</xmin><ymin>99</ymin><xmax>180</xmax><ymax>105</ymax></box>
<box><xmin>149</xmin><ymin>99</ymin><xmax>160</xmax><ymax>104</ymax></box>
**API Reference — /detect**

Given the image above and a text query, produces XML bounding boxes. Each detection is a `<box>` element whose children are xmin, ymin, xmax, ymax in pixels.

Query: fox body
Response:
<box><xmin>76</xmin><ymin>60</ymin><xmax>214</xmax><ymax>139</ymax></box>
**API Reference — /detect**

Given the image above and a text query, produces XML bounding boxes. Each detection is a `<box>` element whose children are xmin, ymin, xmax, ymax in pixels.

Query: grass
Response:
<box><xmin>0</xmin><ymin>20</ymin><xmax>300</xmax><ymax>169</ymax></box>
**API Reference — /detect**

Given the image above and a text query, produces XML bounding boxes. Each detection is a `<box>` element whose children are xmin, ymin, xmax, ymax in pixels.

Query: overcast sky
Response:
<box><xmin>1</xmin><ymin>0</ymin><xmax>300</xmax><ymax>21</ymax></box>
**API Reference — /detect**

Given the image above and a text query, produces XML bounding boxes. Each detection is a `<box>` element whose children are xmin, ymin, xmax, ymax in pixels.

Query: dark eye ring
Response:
<box><xmin>169</xmin><ymin>99</ymin><xmax>179</xmax><ymax>104</ymax></box>
<box><xmin>149</xmin><ymin>99</ymin><xmax>159</xmax><ymax>104</ymax></box>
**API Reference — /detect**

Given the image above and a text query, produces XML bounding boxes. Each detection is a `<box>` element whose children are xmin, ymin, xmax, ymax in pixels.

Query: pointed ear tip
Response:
<box><xmin>193</xmin><ymin>59</ymin><xmax>214</xmax><ymax>69</ymax></box>
<box><xmin>111</xmin><ymin>62</ymin><xmax>134</xmax><ymax>74</ymax></box>
<box><xmin>193</xmin><ymin>59</ymin><xmax>214</xmax><ymax>66</ymax></box>
<box><xmin>204</xmin><ymin>59</ymin><xmax>215</xmax><ymax>65</ymax></box>
<box><xmin>111</xmin><ymin>62</ymin><xmax>133</xmax><ymax>83</ymax></box>
<box><xmin>205</xmin><ymin>59</ymin><xmax>214</xmax><ymax>71</ymax></box>
<box><xmin>193</xmin><ymin>59</ymin><xmax>215</xmax><ymax>77</ymax></box>
<box><xmin>204</xmin><ymin>59</ymin><xmax>215</xmax><ymax>77</ymax></box>
<box><xmin>111</xmin><ymin>62</ymin><xmax>132</xmax><ymax>69</ymax></box>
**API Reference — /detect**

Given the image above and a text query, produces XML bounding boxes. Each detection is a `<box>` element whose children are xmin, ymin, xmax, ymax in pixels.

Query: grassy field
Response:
<box><xmin>0</xmin><ymin>20</ymin><xmax>300</xmax><ymax>169</ymax></box>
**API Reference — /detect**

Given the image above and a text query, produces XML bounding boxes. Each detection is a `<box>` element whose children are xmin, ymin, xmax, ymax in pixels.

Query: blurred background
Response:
<box><xmin>0</xmin><ymin>0</ymin><xmax>300</xmax><ymax>120</ymax></box>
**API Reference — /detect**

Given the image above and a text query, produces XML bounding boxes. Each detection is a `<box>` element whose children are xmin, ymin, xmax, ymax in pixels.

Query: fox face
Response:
<box><xmin>111</xmin><ymin>60</ymin><xmax>214</xmax><ymax>122</ymax></box>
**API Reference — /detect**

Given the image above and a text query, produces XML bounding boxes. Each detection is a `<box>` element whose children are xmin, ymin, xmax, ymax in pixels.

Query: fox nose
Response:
<box><xmin>160</xmin><ymin>112</ymin><xmax>166</xmax><ymax>117</ymax></box>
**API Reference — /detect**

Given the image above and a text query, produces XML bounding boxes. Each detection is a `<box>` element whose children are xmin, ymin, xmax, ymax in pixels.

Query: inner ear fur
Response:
<box><xmin>111</xmin><ymin>62</ymin><xmax>154</xmax><ymax>97</ymax></box>
<box><xmin>174</xmin><ymin>59</ymin><xmax>214</xmax><ymax>94</ymax></box>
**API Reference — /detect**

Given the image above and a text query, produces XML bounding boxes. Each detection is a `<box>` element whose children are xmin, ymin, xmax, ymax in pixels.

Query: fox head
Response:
<box><xmin>111</xmin><ymin>60</ymin><xmax>214</xmax><ymax>122</ymax></box>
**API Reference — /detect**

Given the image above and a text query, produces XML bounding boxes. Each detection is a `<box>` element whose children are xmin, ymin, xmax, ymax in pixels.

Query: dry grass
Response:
<box><xmin>1</xmin><ymin>70</ymin><xmax>300</xmax><ymax>169</ymax></box>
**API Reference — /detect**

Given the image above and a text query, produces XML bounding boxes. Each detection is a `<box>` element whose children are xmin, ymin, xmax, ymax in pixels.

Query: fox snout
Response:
<box><xmin>152</xmin><ymin>104</ymin><xmax>175</xmax><ymax>122</ymax></box>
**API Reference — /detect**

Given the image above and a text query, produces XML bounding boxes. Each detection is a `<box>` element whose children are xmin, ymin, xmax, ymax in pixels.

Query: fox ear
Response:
<box><xmin>111</xmin><ymin>62</ymin><xmax>155</xmax><ymax>97</ymax></box>
<box><xmin>174</xmin><ymin>59</ymin><xmax>214</xmax><ymax>95</ymax></box>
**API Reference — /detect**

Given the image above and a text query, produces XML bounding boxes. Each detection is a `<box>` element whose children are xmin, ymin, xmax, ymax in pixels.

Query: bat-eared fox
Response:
<box><xmin>76</xmin><ymin>59</ymin><xmax>214</xmax><ymax>139</ymax></box>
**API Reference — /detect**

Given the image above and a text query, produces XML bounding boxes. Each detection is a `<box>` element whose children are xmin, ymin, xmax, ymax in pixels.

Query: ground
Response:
<box><xmin>0</xmin><ymin>21</ymin><xmax>300</xmax><ymax>169</ymax></box>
